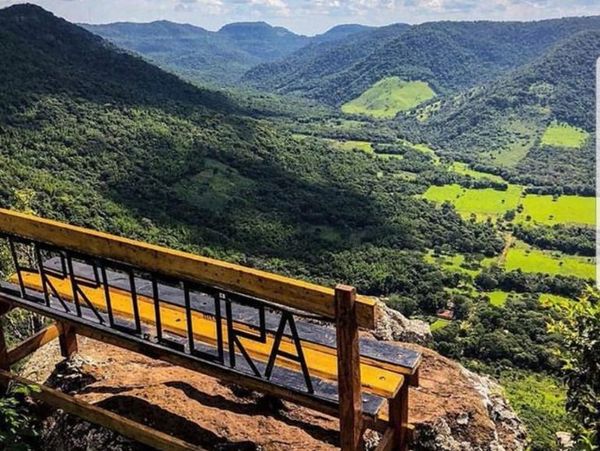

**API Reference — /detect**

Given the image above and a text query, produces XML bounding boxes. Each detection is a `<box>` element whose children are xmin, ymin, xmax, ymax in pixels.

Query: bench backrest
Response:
<box><xmin>0</xmin><ymin>209</ymin><xmax>377</xmax><ymax>329</ymax></box>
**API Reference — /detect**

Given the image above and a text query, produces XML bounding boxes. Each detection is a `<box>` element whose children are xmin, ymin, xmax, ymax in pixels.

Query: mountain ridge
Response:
<box><xmin>243</xmin><ymin>16</ymin><xmax>600</xmax><ymax>105</ymax></box>
<box><xmin>82</xmin><ymin>19</ymin><xmax>400</xmax><ymax>85</ymax></box>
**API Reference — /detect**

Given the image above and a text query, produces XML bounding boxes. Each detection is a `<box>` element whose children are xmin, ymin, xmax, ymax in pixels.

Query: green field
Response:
<box><xmin>342</xmin><ymin>77</ymin><xmax>436</xmax><ymax>119</ymax></box>
<box><xmin>484</xmin><ymin>293</ymin><xmax>577</xmax><ymax>309</ymax></box>
<box><xmin>402</xmin><ymin>140</ymin><xmax>440</xmax><ymax>163</ymax></box>
<box><xmin>487</xmin><ymin>290</ymin><xmax>510</xmax><ymax>307</ymax></box>
<box><xmin>430</xmin><ymin>318</ymin><xmax>451</xmax><ymax>331</ymax></box>
<box><xmin>450</xmin><ymin>162</ymin><xmax>505</xmax><ymax>183</ymax></box>
<box><xmin>327</xmin><ymin>139</ymin><xmax>374</xmax><ymax>153</ymax></box>
<box><xmin>425</xmin><ymin>183</ymin><xmax>594</xmax><ymax>226</ymax></box>
<box><xmin>483</xmin><ymin>118</ymin><xmax>540</xmax><ymax>167</ymax></box>
<box><xmin>423</xmin><ymin>184</ymin><xmax>522</xmax><ymax>219</ymax></box>
<box><xmin>173</xmin><ymin>159</ymin><xmax>253</xmax><ymax>213</ymax></box>
<box><xmin>504</xmin><ymin>242</ymin><xmax>595</xmax><ymax>280</ymax></box>
<box><xmin>517</xmin><ymin>194</ymin><xmax>595</xmax><ymax>226</ymax></box>
<box><xmin>541</xmin><ymin>122</ymin><xmax>589</xmax><ymax>148</ymax></box>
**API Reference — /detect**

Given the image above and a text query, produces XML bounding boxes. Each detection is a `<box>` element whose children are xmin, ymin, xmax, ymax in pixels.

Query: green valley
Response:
<box><xmin>0</xmin><ymin>4</ymin><xmax>597</xmax><ymax>450</ymax></box>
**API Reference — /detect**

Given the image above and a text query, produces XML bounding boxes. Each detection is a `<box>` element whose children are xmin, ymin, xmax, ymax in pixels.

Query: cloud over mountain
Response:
<box><xmin>1</xmin><ymin>0</ymin><xmax>599</xmax><ymax>34</ymax></box>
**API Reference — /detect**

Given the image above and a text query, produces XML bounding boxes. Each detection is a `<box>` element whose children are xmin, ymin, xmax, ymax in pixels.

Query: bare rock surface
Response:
<box><xmin>21</xmin><ymin>335</ymin><xmax>527</xmax><ymax>450</ymax></box>
<box><xmin>373</xmin><ymin>301</ymin><xmax>432</xmax><ymax>346</ymax></box>
<box><xmin>398</xmin><ymin>343</ymin><xmax>528</xmax><ymax>451</ymax></box>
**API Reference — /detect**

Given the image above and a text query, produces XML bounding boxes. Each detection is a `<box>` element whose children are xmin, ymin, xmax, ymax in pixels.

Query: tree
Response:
<box><xmin>503</xmin><ymin>209</ymin><xmax>516</xmax><ymax>221</ymax></box>
<box><xmin>0</xmin><ymin>383</ymin><xmax>41</xmax><ymax>450</ymax></box>
<box><xmin>548</xmin><ymin>288</ymin><xmax>600</xmax><ymax>448</ymax></box>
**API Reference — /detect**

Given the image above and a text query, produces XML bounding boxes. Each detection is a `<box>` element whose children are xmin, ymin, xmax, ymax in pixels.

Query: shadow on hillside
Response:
<box><xmin>105</xmin><ymin>138</ymin><xmax>393</xmax><ymax>262</ymax></box>
<box><xmin>166</xmin><ymin>381</ymin><xmax>339</xmax><ymax>446</ymax></box>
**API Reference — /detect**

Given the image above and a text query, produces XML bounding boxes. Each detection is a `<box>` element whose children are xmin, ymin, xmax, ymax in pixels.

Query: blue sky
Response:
<box><xmin>2</xmin><ymin>0</ymin><xmax>600</xmax><ymax>35</ymax></box>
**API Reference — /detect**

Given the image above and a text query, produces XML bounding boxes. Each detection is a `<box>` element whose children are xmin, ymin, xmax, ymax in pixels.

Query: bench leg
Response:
<box><xmin>58</xmin><ymin>323</ymin><xmax>78</xmax><ymax>359</ymax></box>
<box><xmin>335</xmin><ymin>285</ymin><xmax>363</xmax><ymax>451</ymax></box>
<box><xmin>389</xmin><ymin>382</ymin><xmax>409</xmax><ymax>451</ymax></box>
<box><xmin>0</xmin><ymin>316</ymin><xmax>9</xmax><ymax>392</ymax></box>
<box><xmin>0</xmin><ymin>319</ymin><xmax>9</xmax><ymax>371</ymax></box>
<box><xmin>409</xmin><ymin>368</ymin><xmax>420</xmax><ymax>387</ymax></box>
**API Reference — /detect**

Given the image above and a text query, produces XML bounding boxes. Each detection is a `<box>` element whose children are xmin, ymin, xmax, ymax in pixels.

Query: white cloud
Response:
<box><xmin>248</xmin><ymin>0</ymin><xmax>291</xmax><ymax>16</ymax></box>
<box><xmin>1</xmin><ymin>0</ymin><xmax>600</xmax><ymax>34</ymax></box>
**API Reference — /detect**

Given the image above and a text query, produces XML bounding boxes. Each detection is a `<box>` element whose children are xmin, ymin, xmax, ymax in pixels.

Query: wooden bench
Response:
<box><xmin>0</xmin><ymin>209</ymin><xmax>421</xmax><ymax>450</ymax></box>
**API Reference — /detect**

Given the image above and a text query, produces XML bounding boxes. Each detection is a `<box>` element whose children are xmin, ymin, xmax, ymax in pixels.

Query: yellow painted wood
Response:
<box><xmin>15</xmin><ymin>272</ymin><xmax>402</xmax><ymax>399</ymax></box>
<box><xmin>0</xmin><ymin>209</ymin><xmax>376</xmax><ymax>329</ymax></box>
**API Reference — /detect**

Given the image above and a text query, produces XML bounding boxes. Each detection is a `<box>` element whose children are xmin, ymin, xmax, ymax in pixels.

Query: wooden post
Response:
<box><xmin>0</xmin><ymin>315</ymin><xmax>9</xmax><ymax>392</ymax></box>
<box><xmin>389</xmin><ymin>381</ymin><xmax>409</xmax><ymax>451</ymax></box>
<box><xmin>0</xmin><ymin>319</ymin><xmax>9</xmax><ymax>371</ymax></box>
<box><xmin>335</xmin><ymin>284</ymin><xmax>363</xmax><ymax>451</ymax></box>
<box><xmin>58</xmin><ymin>323</ymin><xmax>78</xmax><ymax>359</ymax></box>
<box><xmin>408</xmin><ymin>367</ymin><xmax>420</xmax><ymax>387</ymax></box>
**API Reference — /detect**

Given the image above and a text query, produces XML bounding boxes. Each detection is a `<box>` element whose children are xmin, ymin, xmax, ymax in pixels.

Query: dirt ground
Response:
<box><xmin>21</xmin><ymin>336</ymin><xmax>505</xmax><ymax>450</ymax></box>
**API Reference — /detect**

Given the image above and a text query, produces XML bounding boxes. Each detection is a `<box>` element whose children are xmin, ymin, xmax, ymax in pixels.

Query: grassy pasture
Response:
<box><xmin>404</xmin><ymin>141</ymin><xmax>441</xmax><ymax>163</ymax></box>
<box><xmin>541</xmin><ymin>122</ymin><xmax>589</xmax><ymax>148</ymax></box>
<box><xmin>425</xmin><ymin>251</ymin><xmax>493</xmax><ymax>276</ymax></box>
<box><xmin>486</xmin><ymin>290</ymin><xmax>510</xmax><ymax>307</ymax></box>
<box><xmin>430</xmin><ymin>318</ymin><xmax>451</xmax><ymax>331</ymax></box>
<box><xmin>327</xmin><ymin>139</ymin><xmax>374</xmax><ymax>153</ymax></box>
<box><xmin>483</xmin><ymin>118</ymin><xmax>540</xmax><ymax>167</ymax></box>
<box><xmin>424</xmin><ymin>181</ymin><xmax>594</xmax><ymax>227</ymax></box>
<box><xmin>517</xmin><ymin>194</ymin><xmax>595</xmax><ymax>226</ymax></box>
<box><xmin>173</xmin><ymin>158</ymin><xmax>253</xmax><ymax>213</ymax></box>
<box><xmin>503</xmin><ymin>241</ymin><xmax>595</xmax><ymax>280</ymax></box>
<box><xmin>342</xmin><ymin>77</ymin><xmax>435</xmax><ymax>119</ymax></box>
<box><xmin>328</xmin><ymin>139</ymin><xmax>411</xmax><ymax>160</ymax></box>
<box><xmin>423</xmin><ymin>184</ymin><xmax>522</xmax><ymax>219</ymax></box>
<box><xmin>450</xmin><ymin>162</ymin><xmax>505</xmax><ymax>183</ymax></box>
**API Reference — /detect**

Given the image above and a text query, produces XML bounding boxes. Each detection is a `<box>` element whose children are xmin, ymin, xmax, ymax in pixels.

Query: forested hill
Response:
<box><xmin>81</xmin><ymin>20</ymin><xmax>260</xmax><ymax>85</ymax></box>
<box><xmin>0</xmin><ymin>4</ymin><xmax>502</xmax><ymax>307</ymax></box>
<box><xmin>217</xmin><ymin>22</ymin><xmax>309</xmax><ymax>59</ymax></box>
<box><xmin>409</xmin><ymin>30</ymin><xmax>600</xmax><ymax>193</ymax></box>
<box><xmin>311</xmin><ymin>24</ymin><xmax>374</xmax><ymax>44</ymax></box>
<box><xmin>242</xmin><ymin>23</ymin><xmax>410</xmax><ymax>96</ymax></box>
<box><xmin>82</xmin><ymin>20</ymin><xmax>369</xmax><ymax>85</ymax></box>
<box><xmin>243</xmin><ymin>17</ymin><xmax>600</xmax><ymax>105</ymax></box>
<box><xmin>0</xmin><ymin>5</ymin><xmax>233</xmax><ymax>112</ymax></box>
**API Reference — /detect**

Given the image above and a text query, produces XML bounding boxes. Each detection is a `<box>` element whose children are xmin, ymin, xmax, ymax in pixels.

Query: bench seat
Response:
<box><xmin>1</xmin><ymin>280</ymin><xmax>389</xmax><ymax>420</ymax></box>
<box><xmin>49</xmin><ymin>259</ymin><xmax>421</xmax><ymax>377</ymax></box>
<box><xmin>13</xmin><ymin>268</ymin><xmax>407</xmax><ymax>398</ymax></box>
